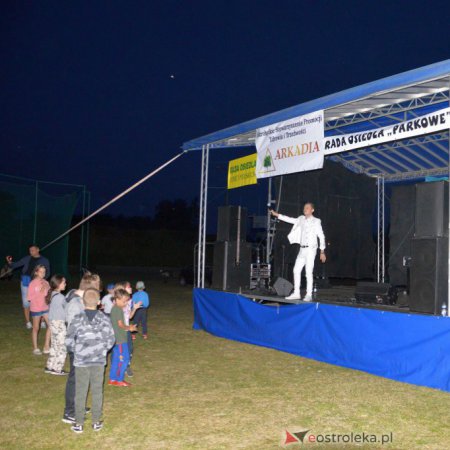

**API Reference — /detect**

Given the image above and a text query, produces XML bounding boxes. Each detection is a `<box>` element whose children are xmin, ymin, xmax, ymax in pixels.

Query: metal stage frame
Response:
<box><xmin>196</xmin><ymin>144</ymin><xmax>210</xmax><ymax>288</ymax></box>
<box><xmin>377</xmin><ymin>176</ymin><xmax>385</xmax><ymax>283</ymax></box>
<box><xmin>188</xmin><ymin>61</ymin><xmax>450</xmax><ymax>313</ymax></box>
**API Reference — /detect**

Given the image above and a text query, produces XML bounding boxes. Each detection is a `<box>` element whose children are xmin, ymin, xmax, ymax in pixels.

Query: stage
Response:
<box><xmin>193</xmin><ymin>287</ymin><xmax>450</xmax><ymax>393</ymax></box>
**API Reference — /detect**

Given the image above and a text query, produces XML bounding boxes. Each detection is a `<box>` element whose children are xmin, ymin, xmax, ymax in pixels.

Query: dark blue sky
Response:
<box><xmin>1</xmin><ymin>1</ymin><xmax>449</xmax><ymax>217</ymax></box>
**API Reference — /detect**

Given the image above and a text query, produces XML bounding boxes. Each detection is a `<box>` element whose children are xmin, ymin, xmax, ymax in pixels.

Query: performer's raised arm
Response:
<box><xmin>269</xmin><ymin>209</ymin><xmax>297</xmax><ymax>225</ymax></box>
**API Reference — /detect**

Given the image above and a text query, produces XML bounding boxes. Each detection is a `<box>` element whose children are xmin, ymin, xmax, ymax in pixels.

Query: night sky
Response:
<box><xmin>1</xmin><ymin>1</ymin><xmax>449</xmax><ymax>217</ymax></box>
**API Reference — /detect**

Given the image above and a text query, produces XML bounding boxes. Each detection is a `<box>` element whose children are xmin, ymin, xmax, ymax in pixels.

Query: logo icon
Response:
<box><xmin>283</xmin><ymin>429</ymin><xmax>310</xmax><ymax>446</ymax></box>
<box><xmin>258</xmin><ymin>148</ymin><xmax>276</xmax><ymax>174</ymax></box>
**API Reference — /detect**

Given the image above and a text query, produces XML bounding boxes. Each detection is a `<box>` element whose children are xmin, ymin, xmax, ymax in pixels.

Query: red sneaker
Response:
<box><xmin>108</xmin><ymin>380</ymin><xmax>118</xmax><ymax>386</ymax></box>
<box><xmin>143</xmin><ymin>334</ymin><xmax>148</xmax><ymax>340</ymax></box>
<box><xmin>115</xmin><ymin>381</ymin><xmax>131</xmax><ymax>387</ymax></box>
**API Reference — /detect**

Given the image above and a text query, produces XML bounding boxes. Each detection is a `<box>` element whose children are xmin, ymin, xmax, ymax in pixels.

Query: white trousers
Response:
<box><xmin>293</xmin><ymin>247</ymin><xmax>317</xmax><ymax>296</ymax></box>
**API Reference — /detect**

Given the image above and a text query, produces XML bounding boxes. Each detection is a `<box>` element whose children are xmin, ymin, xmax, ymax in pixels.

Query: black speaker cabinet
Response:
<box><xmin>212</xmin><ymin>241</ymin><xmax>252</xmax><ymax>291</ymax></box>
<box><xmin>410</xmin><ymin>237</ymin><xmax>448</xmax><ymax>315</ymax></box>
<box><xmin>217</xmin><ymin>206</ymin><xmax>247</xmax><ymax>242</ymax></box>
<box><xmin>389</xmin><ymin>184</ymin><xmax>415</xmax><ymax>286</ymax></box>
<box><xmin>355</xmin><ymin>282</ymin><xmax>397</xmax><ymax>305</ymax></box>
<box><xmin>415</xmin><ymin>181</ymin><xmax>448</xmax><ymax>238</ymax></box>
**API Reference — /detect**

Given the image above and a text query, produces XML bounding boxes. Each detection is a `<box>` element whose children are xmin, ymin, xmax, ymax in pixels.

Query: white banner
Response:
<box><xmin>324</xmin><ymin>107</ymin><xmax>450</xmax><ymax>155</ymax></box>
<box><xmin>255</xmin><ymin>110</ymin><xmax>324</xmax><ymax>179</ymax></box>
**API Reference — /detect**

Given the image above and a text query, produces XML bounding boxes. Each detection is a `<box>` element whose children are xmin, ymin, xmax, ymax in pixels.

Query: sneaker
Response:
<box><xmin>33</xmin><ymin>348</ymin><xmax>42</xmax><ymax>355</ymax></box>
<box><xmin>285</xmin><ymin>292</ymin><xmax>301</xmax><ymax>300</ymax></box>
<box><xmin>52</xmin><ymin>369</ymin><xmax>68</xmax><ymax>376</ymax></box>
<box><xmin>85</xmin><ymin>407</ymin><xmax>91</xmax><ymax>414</ymax></box>
<box><xmin>143</xmin><ymin>334</ymin><xmax>148</xmax><ymax>340</ymax></box>
<box><xmin>115</xmin><ymin>381</ymin><xmax>131</xmax><ymax>387</ymax></box>
<box><xmin>26</xmin><ymin>321</ymin><xmax>32</xmax><ymax>329</ymax></box>
<box><xmin>62</xmin><ymin>414</ymin><xmax>76</xmax><ymax>424</ymax></box>
<box><xmin>43</xmin><ymin>348</ymin><xmax>50</xmax><ymax>354</ymax></box>
<box><xmin>44</xmin><ymin>367</ymin><xmax>52</xmax><ymax>374</ymax></box>
<box><xmin>303</xmin><ymin>294</ymin><xmax>313</xmax><ymax>302</ymax></box>
<box><xmin>92</xmin><ymin>421</ymin><xmax>104</xmax><ymax>432</ymax></box>
<box><xmin>40</xmin><ymin>321</ymin><xmax>46</xmax><ymax>329</ymax></box>
<box><xmin>71</xmin><ymin>424</ymin><xmax>83</xmax><ymax>434</ymax></box>
<box><xmin>108</xmin><ymin>380</ymin><xmax>118</xmax><ymax>386</ymax></box>
<box><xmin>125</xmin><ymin>367</ymin><xmax>133</xmax><ymax>377</ymax></box>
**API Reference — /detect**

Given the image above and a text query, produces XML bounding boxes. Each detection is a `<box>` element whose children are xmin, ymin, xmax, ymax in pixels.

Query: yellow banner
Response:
<box><xmin>227</xmin><ymin>153</ymin><xmax>257</xmax><ymax>189</ymax></box>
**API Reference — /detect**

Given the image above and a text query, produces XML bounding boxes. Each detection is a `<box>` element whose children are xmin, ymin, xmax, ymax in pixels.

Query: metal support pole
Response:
<box><xmin>40</xmin><ymin>152</ymin><xmax>185</xmax><ymax>251</ymax></box>
<box><xmin>85</xmin><ymin>191</ymin><xmax>91</xmax><ymax>268</ymax></box>
<box><xmin>376</xmin><ymin>176</ymin><xmax>385</xmax><ymax>283</ymax></box>
<box><xmin>19</xmin><ymin>189</ymin><xmax>25</xmax><ymax>251</ymax></box>
<box><xmin>197</xmin><ymin>147</ymin><xmax>204</xmax><ymax>288</ymax></box>
<box><xmin>79</xmin><ymin>186</ymin><xmax>86</xmax><ymax>273</ymax></box>
<box><xmin>33</xmin><ymin>181</ymin><xmax>39</xmax><ymax>243</ymax></box>
<box><xmin>377</xmin><ymin>178</ymin><xmax>380</xmax><ymax>283</ymax></box>
<box><xmin>447</xmin><ymin>76</ymin><xmax>450</xmax><ymax>315</ymax></box>
<box><xmin>197</xmin><ymin>145</ymin><xmax>209</xmax><ymax>288</ymax></box>
<box><xmin>382</xmin><ymin>176</ymin><xmax>385</xmax><ymax>282</ymax></box>
<box><xmin>202</xmin><ymin>145</ymin><xmax>210</xmax><ymax>288</ymax></box>
<box><xmin>266</xmin><ymin>178</ymin><xmax>272</xmax><ymax>264</ymax></box>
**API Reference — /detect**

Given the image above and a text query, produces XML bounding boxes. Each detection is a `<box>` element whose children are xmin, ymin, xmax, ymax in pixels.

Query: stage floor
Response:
<box><xmin>240</xmin><ymin>285</ymin><xmax>412</xmax><ymax>314</ymax></box>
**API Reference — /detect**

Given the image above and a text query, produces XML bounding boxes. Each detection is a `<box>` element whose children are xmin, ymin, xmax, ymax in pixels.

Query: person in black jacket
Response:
<box><xmin>6</xmin><ymin>244</ymin><xmax>50</xmax><ymax>328</ymax></box>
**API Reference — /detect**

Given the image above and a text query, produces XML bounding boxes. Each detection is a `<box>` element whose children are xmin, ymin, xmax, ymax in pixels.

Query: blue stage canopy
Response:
<box><xmin>183</xmin><ymin>60</ymin><xmax>450</xmax><ymax>183</ymax></box>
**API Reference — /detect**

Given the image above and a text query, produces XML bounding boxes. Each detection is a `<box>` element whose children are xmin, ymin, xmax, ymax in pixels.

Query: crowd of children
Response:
<box><xmin>26</xmin><ymin>268</ymin><xmax>151</xmax><ymax>434</ymax></box>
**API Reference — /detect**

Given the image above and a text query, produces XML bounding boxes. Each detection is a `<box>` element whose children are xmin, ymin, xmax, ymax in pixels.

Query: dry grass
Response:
<box><xmin>1</xmin><ymin>275</ymin><xmax>450</xmax><ymax>449</ymax></box>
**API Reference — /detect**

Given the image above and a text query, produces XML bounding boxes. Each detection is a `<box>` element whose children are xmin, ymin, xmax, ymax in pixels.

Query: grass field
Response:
<box><xmin>1</xmin><ymin>275</ymin><xmax>450</xmax><ymax>449</ymax></box>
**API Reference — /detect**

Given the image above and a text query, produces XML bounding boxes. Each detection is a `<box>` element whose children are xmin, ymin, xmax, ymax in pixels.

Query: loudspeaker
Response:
<box><xmin>355</xmin><ymin>282</ymin><xmax>397</xmax><ymax>305</ymax></box>
<box><xmin>273</xmin><ymin>277</ymin><xmax>294</xmax><ymax>297</ymax></box>
<box><xmin>389</xmin><ymin>184</ymin><xmax>416</xmax><ymax>286</ymax></box>
<box><xmin>410</xmin><ymin>237</ymin><xmax>448</xmax><ymax>315</ymax></box>
<box><xmin>415</xmin><ymin>181</ymin><xmax>448</xmax><ymax>238</ymax></box>
<box><xmin>217</xmin><ymin>206</ymin><xmax>247</xmax><ymax>242</ymax></box>
<box><xmin>212</xmin><ymin>241</ymin><xmax>252</xmax><ymax>291</ymax></box>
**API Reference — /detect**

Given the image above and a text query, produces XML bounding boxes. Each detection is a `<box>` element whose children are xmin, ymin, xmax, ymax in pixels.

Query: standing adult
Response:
<box><xmin>270</xmin><ymin>202</ymin><xmax>326</xmax><ymax>301</ymax></box>
<box><xmin>6</xmin><ymin>244</ymin><xmax>51</xmax><ymax>329</ymax></box>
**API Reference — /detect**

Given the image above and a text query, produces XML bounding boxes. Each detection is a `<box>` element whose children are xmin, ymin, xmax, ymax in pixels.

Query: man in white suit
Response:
<box><xmin>270</xmin><ymin>203</ymin><xmax>326</xmax><ymax>301</ymax></box>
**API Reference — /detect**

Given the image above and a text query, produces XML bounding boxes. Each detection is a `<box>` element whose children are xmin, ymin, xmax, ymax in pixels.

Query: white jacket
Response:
<box><xmin>278</xmin><ymin>214</ymin><xmax>326</xmax><ymax>250</ymax></box>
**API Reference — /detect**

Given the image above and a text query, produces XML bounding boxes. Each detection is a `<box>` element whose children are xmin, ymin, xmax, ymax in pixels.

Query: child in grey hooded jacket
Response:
<box><xmin>65</xmin><ymin>288</ymin><xmax>115</xmax><ymax>433</ymax></box>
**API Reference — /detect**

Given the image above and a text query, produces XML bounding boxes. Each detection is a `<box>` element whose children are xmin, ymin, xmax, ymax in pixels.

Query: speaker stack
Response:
<box><xmin>216</xmin><ymin>205</ymin><xmax>247</xmax><ymax>242</ymax></box>
<box><xmin>409</xmin><ymin>181</ymin><xmax>449</xmax><ymax>315</ymax></box>
<box><xmin>389</xmin><ymin>184</ymin><xmax>416</xmax><ymax>287</ymax></box>
<box><xmin>212</xmin><ymin>206</ymin><xmax>252</xmax><ymax>291</ymax></box>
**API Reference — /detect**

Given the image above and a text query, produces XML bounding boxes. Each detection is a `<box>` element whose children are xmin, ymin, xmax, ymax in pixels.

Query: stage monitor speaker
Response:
<box><xmin>273</xmin><ymin>277</ymin><xmax>294</xmax><ymax>297</ymax></box>
<box><xmin>414</xmin><ymin>181</ymin><xmax>448</xmax><ymax>238</ymax></box>
<box><xmin>212</xmin><ymin>241</ymin><xmax>252</xmax><ymax>291</ymax></box>
<box><xmin>355</xmin><ymin>282</ymin><xmax>397</xmax><ymax>305</ymax></box>
<box><xmin>409</xmin><ymin>237</ymin><xmax>448</xmax><ymax>315</ymax></box>
<box><xmin>217</xmin><ymin>206</ymin><xmax>248</xmax><ymax>242</ymax></box>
